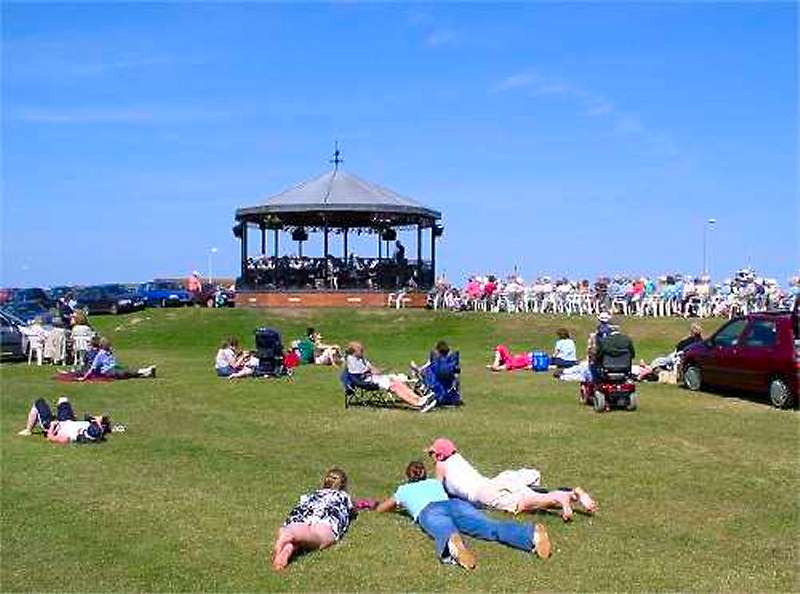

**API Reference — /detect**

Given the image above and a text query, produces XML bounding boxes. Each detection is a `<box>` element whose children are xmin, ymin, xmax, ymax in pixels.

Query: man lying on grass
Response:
<box><xmin>17</xmin><ymin>397</ymin><xmax>111</xmax><ymax>444</ymax></box>
<box><xmin>376</xmin><ymin>460</ymin><xmax>551</xmax><ymax>570</ymax></box>
<box><xmin>426</xmin><ymin>438</ymin><xmax>597</xmax><ymax>521</ymax></box>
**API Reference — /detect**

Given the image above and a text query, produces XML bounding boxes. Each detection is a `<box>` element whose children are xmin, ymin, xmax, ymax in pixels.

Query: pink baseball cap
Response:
<box><xmin>428</xmin><ymin>438</ymin><xmax>457</xmax><ymax>461</ymax></box>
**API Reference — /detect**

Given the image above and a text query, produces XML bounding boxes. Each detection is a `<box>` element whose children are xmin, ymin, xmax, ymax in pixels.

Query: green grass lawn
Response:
<box><xmin>1</xmin><ymin>308</ymin><xmax>798</xmax><ymax>592</ymax></box>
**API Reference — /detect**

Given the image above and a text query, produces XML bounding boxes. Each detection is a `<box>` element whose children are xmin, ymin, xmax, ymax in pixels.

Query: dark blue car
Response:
<box><xmin>137</xmin><ymin>280</ymin><xmax>192</xmax><ymax>307</ymax></box>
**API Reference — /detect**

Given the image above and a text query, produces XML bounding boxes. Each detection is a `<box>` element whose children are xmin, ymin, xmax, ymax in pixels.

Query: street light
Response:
<box><xmin>702</xmin><ymin>218</ymin><xmax>716</xmax><ymax>276</ymax></box>
<box><xmin>208</xmin><ymin>247</ymin><xmax>219</xmax><ymax>284</ymax></box>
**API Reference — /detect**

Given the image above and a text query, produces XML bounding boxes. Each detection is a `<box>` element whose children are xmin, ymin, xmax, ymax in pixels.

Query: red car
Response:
<box><xmin>681</xmin><ymin>309</ymin><xmax>799</xmax><ymax>408</ymax></box>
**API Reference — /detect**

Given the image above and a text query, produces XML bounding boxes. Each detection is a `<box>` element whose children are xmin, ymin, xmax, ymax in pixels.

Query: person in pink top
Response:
<box><xmin>465</xmin><ymin>278</ymin><xmax>482</xmax><ymax>300</ymax></box>
<box><xmin>482</xmin><ymin>276</ymin><xmax>497</xmax><ymax>298</ymax></box>
<box><xmin>487</xmin><ymin>345</ymin><xmax>532</xmax><ymax>371</ymax></box>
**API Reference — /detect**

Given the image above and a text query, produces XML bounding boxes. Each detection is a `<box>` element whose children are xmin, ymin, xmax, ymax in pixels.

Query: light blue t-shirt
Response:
<box><xmin>554</xmin><ymin>338</ymin><xmax>577</xmax><ymax>361</ymax></box>
<box><xmin>394</xmin><ymin>479</ymin><xmax>449</xmax><ymax>521</ymax></box>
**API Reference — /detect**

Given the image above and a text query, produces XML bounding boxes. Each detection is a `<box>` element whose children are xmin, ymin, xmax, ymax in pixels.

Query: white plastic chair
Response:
<box><xmin>72</xmin><ymin>333</ymin><xmax>94</xmax><ymax>367</ymax></box>
<box><xmin>27</xmin><ymin>333</ymin><xmax>45</xmax><ymax>366</ymax></box>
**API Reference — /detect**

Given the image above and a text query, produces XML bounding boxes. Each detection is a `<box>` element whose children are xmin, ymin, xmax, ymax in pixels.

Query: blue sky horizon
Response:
<box><xmin>2</xmin><ymin>2</ymin><xmax>797</xmax><ymax>288</ymax></box>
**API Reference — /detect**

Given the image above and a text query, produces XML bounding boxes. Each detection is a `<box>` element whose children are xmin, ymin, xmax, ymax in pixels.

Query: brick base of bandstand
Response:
<box><xmin>235</xmin><ymin>290</ymin><xmax>428</xmax><ymax>308</ymax></box>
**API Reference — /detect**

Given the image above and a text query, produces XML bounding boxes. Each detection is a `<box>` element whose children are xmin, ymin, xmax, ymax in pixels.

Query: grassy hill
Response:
<box><xmin>1</xmin><ymin>308</ymin><xmax>797</xmax><ymax>592</ymax></box>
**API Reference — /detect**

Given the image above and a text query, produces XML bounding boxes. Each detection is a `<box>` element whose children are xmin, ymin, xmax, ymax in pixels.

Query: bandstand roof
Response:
<box><xmin>235</xmin><ymin>169</ymin><xmax>441</xmax><ymax>228</ymax></box>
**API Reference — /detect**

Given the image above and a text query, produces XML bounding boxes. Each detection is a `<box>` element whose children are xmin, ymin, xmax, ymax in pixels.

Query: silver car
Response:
<box><xmin>0</xmin><ymin>309</ymin><xmax>26</xmax><ymax>360</ymax></box>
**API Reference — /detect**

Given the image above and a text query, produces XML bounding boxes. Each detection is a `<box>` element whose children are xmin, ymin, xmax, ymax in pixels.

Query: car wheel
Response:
<box><xmin>627</xmin><ymin>392</ymin><xmax>639</xmax><ymax>411</ymax></box>
<box><xmin>683</xmin><ymin>366</ymin><xmax>702</xmax><ymax>391</ymax></box>
<box><xmin>592</xmin><ymin>391</ymin><xmax>606</xmax><ymax>413</ymax></box>
<box><xmin>110</xmin><ymin>304</ymin><xmax>118</xmax><ymax>315</ymax></box>
<box><xmin>769</xmin><ymin>378</ymin><xmax>795</xmax><ymax>409</ymax></box>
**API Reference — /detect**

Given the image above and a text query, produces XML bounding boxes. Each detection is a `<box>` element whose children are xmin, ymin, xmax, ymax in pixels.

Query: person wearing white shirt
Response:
<box><xmin>427</xmin><ymin>438</ymin><xmax>597</xmax><ymax>521</ymax></box>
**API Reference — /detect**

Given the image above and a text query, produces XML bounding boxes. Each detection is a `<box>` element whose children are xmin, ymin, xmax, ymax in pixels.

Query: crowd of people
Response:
<box><xmin>428</xmin><ymin>268</ymin><xmax>799</xmax><ymax>319</ymax></box>
<box><xmin>244</xmin><ymin>242</ymin><xmax>433</xmax><ymax>291</ymax></box>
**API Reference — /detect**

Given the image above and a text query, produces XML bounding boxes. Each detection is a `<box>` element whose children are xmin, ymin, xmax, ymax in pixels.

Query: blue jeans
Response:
<box><xmin>216</xmin><ymin>366</ymin><xmax>234</xmax><ymax>377</ymax></box>
<box><xmin>416</xmin><ymin>499</ymin><xmax>534</xmax><ymax>561</ymax></box>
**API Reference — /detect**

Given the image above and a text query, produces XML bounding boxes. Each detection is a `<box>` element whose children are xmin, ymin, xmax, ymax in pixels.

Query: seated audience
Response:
<box><xmin>487</xmin><ymin>345</ymin><xmax>531</xmax><ymax>372</ymax></box>
<box><xmin>551</xmin><ymin>328</ymin><xmax>578</xmax><ymax>368</ymax></box>
<box><xmin>79</xmin><ymin>338</ymin><xmax>156</xmax><ymax>381</ymax></box>
<box><xmin>427</xmin><ymin>438</ymin><xmax>597</xmax><ymax>521</ymax></box>
<box><xmin>271</xmin><ymin>468</ymin><xmax>354</xmax><ymax>571</ymax></box>
<box><xmin>376</xmin><ymin>460</ymin><xmax>551</xmax><ymax>570</ymax></box>
<box><xmin>17</xmin><ymin>396</ymin><xmax>111</xmax><ymax>444</ymax></box>
<box><xmin>344</xmin><ymin>342</ymin><xmax>432</xmax><ymax>409</ymax></box>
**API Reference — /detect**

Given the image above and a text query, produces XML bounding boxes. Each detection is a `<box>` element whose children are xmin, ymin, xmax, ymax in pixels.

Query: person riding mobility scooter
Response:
<box><xmin>580</xmin><ymin>327</ymin><xmax>638</xmax><ymax>412</ymax></box>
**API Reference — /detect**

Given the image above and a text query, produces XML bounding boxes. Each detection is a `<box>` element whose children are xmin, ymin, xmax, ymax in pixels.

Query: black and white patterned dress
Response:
<box><xmin>283</xmin><ymin>489</ymin><xmax>354</xmax><ymax>540</ymax></box>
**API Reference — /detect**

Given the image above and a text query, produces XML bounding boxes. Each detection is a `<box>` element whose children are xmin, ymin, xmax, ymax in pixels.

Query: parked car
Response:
<box><xmin>1</xmin><ymin>287</ymin><xmax>54</xmax><ymax>308</ymax></box>
<box><xmin>681</xmin><ymin>309</ymin><xmax>799</xmax><ymax>408</ymax></box>
<box><xmin>0</xmin><ymin>309</ymin><xmax>26</xmax><ymax>359</ymax></box>
<box><xmin>2</xmin><ymin>301</ymin><xmax>57</xmax><ymax>325</ymax></box>
<box><xmin>48</xmin><ymin>286</ymin><xmax>76</xmax><ymax>301</ymax></box>
<box><xmin>73</xmin><ymin>284</ymin><xmax>146</xmax><ymax>315</ymax></box>
<box><xmin>189</xmin><ymin>283</ymin><xmax>235</xmax><ymax>307</ymax></box>
<box><xmin>137</xmin><ymin>280</ymin><xmax>192</xmax><ymax>307</ymax></box>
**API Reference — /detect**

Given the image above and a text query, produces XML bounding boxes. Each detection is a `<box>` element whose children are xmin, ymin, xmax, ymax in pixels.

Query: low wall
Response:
<box><xmin>235</xmin><ymin>290</ymin><xmax>428</xmax><ymax>308</ymax></box>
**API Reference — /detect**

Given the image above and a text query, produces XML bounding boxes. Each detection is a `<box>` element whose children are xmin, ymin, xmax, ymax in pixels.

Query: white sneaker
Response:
<box><xmin>57</xmin><ymin>396</ymin><xmax>69</xmax><ymax>405</ymax></box>
<box><xmin>17</xmin><ymin>428</ymin><xmax>31</xmax><ymax>436</ymax></box>
<box><xmin>421</xmin><ymin>398</ymin><xmax>437</xmax><ymax>413</ymax></box>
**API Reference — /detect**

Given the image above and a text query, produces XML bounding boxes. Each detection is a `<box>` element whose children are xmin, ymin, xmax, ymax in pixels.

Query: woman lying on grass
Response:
<box><xmin>17</xmin><ymin>397</ymin><xmax>111</xmax><ymax>444</ymax></box>
<box><xmin>272</xmin><ymin>468</ymin><xmax>354</xmax><ymax>571</ymax></box>
<box><xmin>345</xmin><ymin>341</ymin><xmax>433</xmax><ymax>409</ymax></box>
<box><xmin>486</xmin><ymin>344</ymin><xmax>532</xmax><ymax>371</ymax></box>
<box><xmin>78</xmin><ymin>338</ymin><xmax>156</xmax><ymax>381</ymax></box>
<box><xmin>376</xmin><ymin>460</ymin><xmax>550</xmax><ymax>570</ymax></box>
<box><xmin>426</xmin><ymin>438</ymin><xmax>597</xmax><ymax>521</ymax></box>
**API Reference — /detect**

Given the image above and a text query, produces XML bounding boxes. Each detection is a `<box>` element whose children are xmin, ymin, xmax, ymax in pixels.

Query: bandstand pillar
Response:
<box><xmin>239</xmin><ymin>222</ymin><xmax>248</xmax><ymax>284</ymax></box>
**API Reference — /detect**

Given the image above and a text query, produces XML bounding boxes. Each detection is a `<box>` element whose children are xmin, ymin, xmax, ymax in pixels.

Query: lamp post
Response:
<box><xmin>208</xmin><ymin>247</ymin><xmax>218</xmax><ymax>284</ymax></box>
<box><xmin>702</xmin><ymin>218</ymin><xmax>716</xmax><ymax>276</ymax></box>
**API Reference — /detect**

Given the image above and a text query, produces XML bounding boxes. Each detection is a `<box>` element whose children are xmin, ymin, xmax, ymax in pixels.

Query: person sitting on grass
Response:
<box><xmin>550</xmin><ymin>328</ymin><xmax>578</xmax><ymax>369</ymax></box>
<box><xmin>17</xmin><ymin>396</ymin><xmax>111</xmax><ymax>444</ymax></box>
<box><xmin>637</xmin><ymin>323</ymin><xmax>703</xmax><ymax>380</ymax></box>
<box><xmin>78</xmin><ymin>338</ymin><xmax>156</xmax><ymax>381</ymax></box>
<box><xmin>486</xmin><ymin>344</ymin><xmax>532</xmax><ymax>372</ymax></box>
<box><xmin>227</xmin><ymin>351</ymin><xmax>260</xmax><ymax>379</ymax></box>
<box><xmin>426</xmin><ymin>438</ymin><xmax>597</xmax><ymax>522</ymax></box>
<box><xmin>376</xmin><ymin>460</ymin><xmax>551</xmax><ymax>570</ymax></box>
<box><xmin>271</xmin><ymin>468</ymin><xmax>354</xmax><ymax>571</ymax></box>
<box><xmin>345</xmin><ymin>342</ymin><xmax>433</xmax><ymax>409</ymax></box>
<box><xmin>214</xmin><ymin>337</ymin><xmax>240</xmax><ymax>377</ymax></box>
<box><xmin>293</xmin><ymin>328</ymin><xmax>342</xmax><ymax>366</ymax></box>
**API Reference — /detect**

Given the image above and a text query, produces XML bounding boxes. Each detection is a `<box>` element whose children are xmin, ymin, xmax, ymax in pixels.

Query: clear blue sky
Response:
<box><xmin>2</xmin><ymin>2</ymin><xmax>797</xmax><ymax>287</ymax></box>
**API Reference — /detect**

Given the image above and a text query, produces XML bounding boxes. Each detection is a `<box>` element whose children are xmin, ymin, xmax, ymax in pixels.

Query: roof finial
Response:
<box><xmin>330</xmin><ymin>141</ymin><xmax>344</xmax><ymax>170</ymax></box>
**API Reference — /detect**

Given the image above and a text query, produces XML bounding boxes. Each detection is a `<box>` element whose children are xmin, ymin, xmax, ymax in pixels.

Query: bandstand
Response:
<box><xmin>232</xmin><ymin>152</ymin><xmax>442</xmax><ymax>308</ymax></box>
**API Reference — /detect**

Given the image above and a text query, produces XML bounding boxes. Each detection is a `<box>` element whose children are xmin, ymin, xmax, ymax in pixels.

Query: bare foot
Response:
<box><xmin>557</xmin><ymin>492</ymin><xmax>574</xmax><ymax>522</ymax></box>
<box><xmin>272</xmin><ymin>543</ymin><xmax>294</xmax><ymax>571</ymax></box>
<box><xmin>573</xmin><ymin>487</ymin><xmax>597</xmax><ymax>513</ymax></box>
